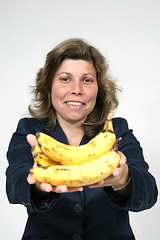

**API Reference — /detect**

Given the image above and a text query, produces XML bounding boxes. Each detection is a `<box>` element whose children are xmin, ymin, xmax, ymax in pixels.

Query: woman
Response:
<box><xmin>6</xmin><ymin>38</ymin><xmax>158</xmax><ymax>240</ymax></box>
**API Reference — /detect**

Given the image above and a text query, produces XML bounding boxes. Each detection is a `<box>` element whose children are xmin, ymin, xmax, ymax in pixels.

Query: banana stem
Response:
<box><xmin>113</xmin><ymin>138</ymin><xmax>122</xmax><ymax>152</ymax></box>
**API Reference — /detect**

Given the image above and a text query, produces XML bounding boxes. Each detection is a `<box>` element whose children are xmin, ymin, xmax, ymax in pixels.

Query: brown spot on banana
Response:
<box><xmin>51</xmin><ymin>147</ymin><xmax>58</xmax><ymax>153</ymax></box>
<box><xmin>42</xmin><ymin>166</ymin><xmax>49</xmax><ymax>169</ymax></box>
<box><xmin>42</xmin><ymin>146</ymin><xmax>49</xmax><ymax>152</ymax></box>
<box><xmin>37</xmin><ymin>163</ymin><xmax>42</xmax><ymax>167</ymax></box>
<box><xmin>88</xmin><ymin>153</ymin><xmax>95</xmax><ymax>158</ymax></box>
<box><xmin>107</xmin><ymin>130</ymin><xmax>114</xmax><ymax>134</ymax></box>
<box><xmin>54</xmin><ymin>168</ymin><xmax>70</xmax><ymax>172</ymax></box>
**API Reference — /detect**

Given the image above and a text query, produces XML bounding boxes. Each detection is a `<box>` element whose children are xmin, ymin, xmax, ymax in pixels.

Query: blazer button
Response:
<box><xmin>74</xmin><ymin>203</ymin><xmax>82</xmax><ymax>213</ymax></box>
<box><xmin>73</xmin><ymin>232</ymin><xmax>81</xmax><ymax>240</ymax></box>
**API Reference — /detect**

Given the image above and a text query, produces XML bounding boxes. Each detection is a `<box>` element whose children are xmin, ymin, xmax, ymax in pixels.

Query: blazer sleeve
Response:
<box><xmin>105</xmin><ymin>117</ymin><xmax>158</xmax><ymax>212</ymax></box>
<box><xmin>6</xmin><ymin>118</ymin><xmax>59</xmax><ymax>214</ymax></box>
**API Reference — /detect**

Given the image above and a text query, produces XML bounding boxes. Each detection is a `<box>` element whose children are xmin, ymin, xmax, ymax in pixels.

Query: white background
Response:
<box><xmin>0</xmin><ymin>0</ymin><xmax>159</xmax><ymax>239</ymax></box>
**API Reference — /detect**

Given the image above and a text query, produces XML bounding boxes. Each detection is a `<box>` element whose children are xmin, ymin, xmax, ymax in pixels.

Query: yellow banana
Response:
<box><xmin>30</xmin><ymin>150</ymin><xmax>120</xmax><ymax>187</ymax></box>
<box><xmin>32</xmin><ymin>145</ymin><xmax>59</xmax><ymax>167</ymax></box>
<box><xmin>36</xmin><ymin>120</ymin><xmax>116</xmax><ymax>165</ymax></box>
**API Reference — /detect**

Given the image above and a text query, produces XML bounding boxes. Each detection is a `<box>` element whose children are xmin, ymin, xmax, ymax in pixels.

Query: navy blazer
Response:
<box><xmin>6</xmin><ymin>118</ymin><xmax>158</xmax><ymax>240</ymax></box>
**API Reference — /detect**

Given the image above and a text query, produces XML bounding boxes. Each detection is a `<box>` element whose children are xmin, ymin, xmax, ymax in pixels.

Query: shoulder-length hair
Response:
<box><xmin>29</xmin><ymin>38</ymin><xmax>119</xmax><ymax>138</ymax></box>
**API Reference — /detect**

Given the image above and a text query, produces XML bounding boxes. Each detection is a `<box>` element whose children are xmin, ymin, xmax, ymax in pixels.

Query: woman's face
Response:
<box><xmin>51</xmin><ymin>59</ymin><xmax>98</xmax><ymax>125</ymax></box>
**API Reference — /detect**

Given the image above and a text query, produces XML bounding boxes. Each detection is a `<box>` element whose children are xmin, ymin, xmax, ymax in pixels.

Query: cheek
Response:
<box><xmin>51</xmin><ymin>86</ymin><xmax>61</xmax><ymax>108</ymax></box>
<box><xmin>88</xmin><ymin>86</ymin><xmax>98</xmax><ymax>103</ymax></box>
<box><xmin>51</xmin><ymin>85</ymin><xmax>67</xmax><ymax>102</ymax></box>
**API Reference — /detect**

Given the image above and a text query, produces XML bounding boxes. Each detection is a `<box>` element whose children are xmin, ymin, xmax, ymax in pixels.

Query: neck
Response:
<box><xmin>57</xmin><ymin>119</ymin><xmax>85</xmax><ymax>146</ymax></box>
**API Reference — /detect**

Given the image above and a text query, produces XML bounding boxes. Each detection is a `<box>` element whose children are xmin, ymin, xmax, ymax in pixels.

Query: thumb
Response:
<box><xmin>26</xmin><ymin>134</ymin><xmax>38</xmax><ymax>147</ymax></box>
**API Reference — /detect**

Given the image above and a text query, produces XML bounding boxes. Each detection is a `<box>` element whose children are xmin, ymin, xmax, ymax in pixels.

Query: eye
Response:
<box><xmin>61</xmin><ymin>77</ymin><xmax>70</xmax><ymax>82</ymax></box>
<box><xmin>83</xmin><ymin>78</ymin><xmax>93</xmax><ymax>84</ymax></box>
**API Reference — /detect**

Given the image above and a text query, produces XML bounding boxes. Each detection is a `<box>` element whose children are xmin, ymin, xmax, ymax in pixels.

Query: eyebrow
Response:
<box><xmin>57</xmin><ymin>72</ymin><xmax>96</xmax><ymax>78</ymax></box>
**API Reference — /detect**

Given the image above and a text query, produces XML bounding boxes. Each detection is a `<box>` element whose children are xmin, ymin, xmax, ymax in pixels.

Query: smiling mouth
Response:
<box><xmin>66</xmin><ymin>101</ymin><xmax>85</xmax><ymax>106</ymax></box>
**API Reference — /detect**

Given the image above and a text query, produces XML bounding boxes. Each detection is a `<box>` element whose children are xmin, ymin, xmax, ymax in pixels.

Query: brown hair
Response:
<box><xmin>29</xmin><ymin>38</ymin><xmax>119</xmax><ymax>138</ymax></box>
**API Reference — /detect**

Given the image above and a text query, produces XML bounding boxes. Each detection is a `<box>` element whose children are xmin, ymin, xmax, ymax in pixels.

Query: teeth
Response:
<box><xmin>67</xmin><ymin>102</ymin><xmax>83</xmax><ymax>106</ymax></box>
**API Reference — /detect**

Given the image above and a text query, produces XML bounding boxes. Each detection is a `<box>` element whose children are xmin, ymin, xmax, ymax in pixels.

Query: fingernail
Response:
<box><xmin>79</xmin><ymin>187</ymin><xmax>83</xmax><ymax>191</ymax></box>
<box><xmin>45</xmin><ymin>186</ymin><xmax>51</xmax><ymax>192</ymax></box>
<box><xmin>60</xmin><ymin>186</ymin><xmax>67</xmax><ymax>193</ymax></box>
<box><xmin>120</xmin><ymin>160</ymin><xmax>125</xmax><ymax>165</ymax></box>
<box><xmin>113</xmin><ymin>170</ymin><xmax>119</xmax><ymax>176</ymax></box>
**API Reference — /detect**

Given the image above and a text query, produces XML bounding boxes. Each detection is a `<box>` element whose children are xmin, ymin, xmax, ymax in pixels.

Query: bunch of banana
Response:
<box><xmin>34</xmin><ymin>120</ymin><xmax>116</xmax><ymax>165</ymax></box>
<box><xmin>30</xmin><ymin>150</ymin><xmax>120</xmax><ymax>187</ymax></box>
<box><xmin>30</xmin><ymin>115</ymin><xmax>121</xmax><ymax>187</ymax></box>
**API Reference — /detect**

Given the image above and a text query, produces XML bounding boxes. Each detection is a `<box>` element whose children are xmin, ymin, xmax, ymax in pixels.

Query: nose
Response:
<box><xmin>71</xmin><ymin>81</ymin><xmax>82</xmax><ymax>95</ymax></box>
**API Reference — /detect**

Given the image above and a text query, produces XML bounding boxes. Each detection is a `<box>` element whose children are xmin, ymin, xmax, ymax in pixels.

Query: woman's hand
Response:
<box><xmin>26</xmin><ymin>134</ymin><xmax>83</xmax><ymax>194</ymax></box>
<box><xmin>88</xmin><ymin>151</ymin><xmax>131</xmax><ymax>196</ymax></box>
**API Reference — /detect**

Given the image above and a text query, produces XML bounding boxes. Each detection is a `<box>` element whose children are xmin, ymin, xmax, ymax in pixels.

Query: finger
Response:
<box><xmin>89</xmin><ymin>180</ymin><xmax>105</xmax><ymax>188</ymax></box>
<box><xmin>68</xmin><ymin>186</ymin><xmax>83</xmax><ymax>192</ymax></box>
<box><xmin>26</xmin><ymin>134</ymin><xmax>38</xmax><ymax>147</ymax></box>
<box><xmin>112</xmin><ymin>168</ymin><xmax>120</xmax><ymax>176</ymax></box>
<box><xmin>40</xmin><ymin>183</ymin><xmax>53</xmax><ymax>192</ymax></box>
<box><xmin>97</xmin><ymin>180</ymin><xmax>104</xmax><ymax>185</ymax></box>
<box><xmin>53</xmin><ymin>185</ymin><xmax>68</xmax><ymax>193</ymax></box>
<box><xmin>27</xmin><ymin>174</ymin><xmax>37</xmax><ymax>184</ymax></box>
<box><xmin>112</xmin><ymin>162</ymin><xmax>126</xmax><ymax>177</ymax></box>
<box><xmin>33</xmin><ymin>163</ymin><xmax>37</xmax><ymax>168</ymax></box>
<box><xmin>118</xmin><ymin>151</ymin><xmax>127</xmax><ymax>165</ymax></box>
<box><xmin>53</xmin><ymin>185</ymin><xmax>83</xmax><ymax>193</ymax></box>
<box><xmin>112</xmin><ymin>158</ymin><xmax>127</xmax><ymax>178</ymax></box>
